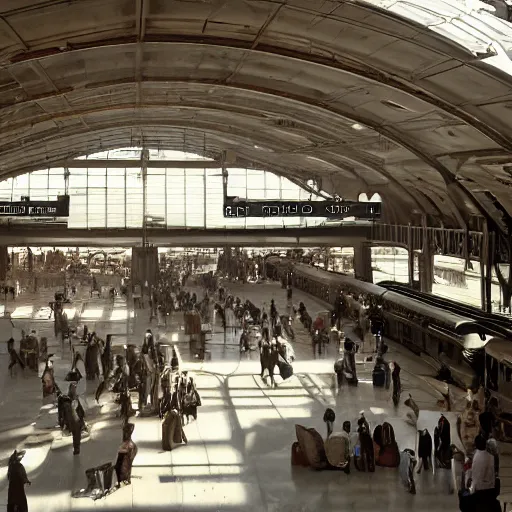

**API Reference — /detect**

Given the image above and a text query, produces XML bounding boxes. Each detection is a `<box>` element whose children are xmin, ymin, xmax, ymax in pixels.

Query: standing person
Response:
<box><xmin>434</xmin><ymin>414</ymin><xmax>454</xmax><ymax>494</ymax></box>
<box><xmin>261</xmin><ymin>313</ymin><xmax>270</xmax><ymax>343</ymax></box>
<box><xmin>335</xmin><ymin>294</ymin><xmax>345</xmax><ymax>330</ymax></box>
<box><xmin>182</xmin><ymin>376</ymin><xmax>201</xmax><ymax>423</ymax></box>
<box><xmin>7</xmin><ymin>450</ymin><xmax>30</xmax><ymax>512</ymax></box>
<box><xmin>7</xmin><ymin>338</ymin><xmax>24</xmax><ymax>377</ymax></box>
<box><xmin>356</xmin><ymin>415</ymin><xmax>375</xmax><ymax>472</ymax></box>
<box><xmin>61</xmin><ymin>383</ymin><xmax>83</xmax><ymax>455</ymax></box>
<box><xmin>115</xmin><ymin>423</ymin><xmax>138</xmax><ymax>487</ymax></box>
<box><xmin>270</xmin><ymin>298</ymin><xmax>277</xmax><ymax>316</ymax></box>
<box><xmin>417</xmin><ymin>429</ymin><xmax>433</xmax><ymax>473</ymax></box>
<box><xmin>392</xmin><ymin>361</ymin><xmax>401</xmax><ymax>407</ymax></box>
<box><xmin>469</xmin><ymin>435</ymin><xmax>498</xmax><ymax>509</ymax></box>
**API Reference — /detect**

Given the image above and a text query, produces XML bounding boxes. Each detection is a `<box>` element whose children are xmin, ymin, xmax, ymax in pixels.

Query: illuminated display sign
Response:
<box><xmin>0</xmin><ymin>196</ymin><xmax>69</xmax><ymax>217</ymax></box>
<box><xmin>223</xmin><ymin>200</ymin><xmax>381</xmax><ymax>219</ymax></box>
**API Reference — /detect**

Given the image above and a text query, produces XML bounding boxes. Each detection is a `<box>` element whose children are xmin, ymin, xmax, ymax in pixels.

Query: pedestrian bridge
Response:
<box><xmin>0</xmin><ymin>224</ymin><xmax>372</xmax><ymax>247</ymax></box>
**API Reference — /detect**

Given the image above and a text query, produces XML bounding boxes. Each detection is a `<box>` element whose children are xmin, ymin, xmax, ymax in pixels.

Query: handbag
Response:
<box><xmin>65</xmin><ymin>368</ymin><xmax>82</xmax><ymax>382</ymax></box>
<box><xmin>277</xmin><ymin>355</ymin><xmax>293</xmax><ymax>380</ymax></box>
<box><xmin>183</xmin><ymin>392</ymin><xmax>197</xmax><ymax>408</ymax></box>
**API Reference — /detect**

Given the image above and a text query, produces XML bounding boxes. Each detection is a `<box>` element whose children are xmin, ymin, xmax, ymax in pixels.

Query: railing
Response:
<box><xmin>372</xmin><ymin>224</ymin><xmax>491</xmax><ymax>262</ymax></box>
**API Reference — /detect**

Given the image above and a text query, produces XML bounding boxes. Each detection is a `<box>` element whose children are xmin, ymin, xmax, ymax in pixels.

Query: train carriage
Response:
<box><xmin>272</xmin><ymin>259</ymin><xmax>487</xmax><ymax>389</ymax></box>
<box><xmin>483</xmin><ymin>338</ymin><xmax>512</xmax><ymax>440</ymax></box>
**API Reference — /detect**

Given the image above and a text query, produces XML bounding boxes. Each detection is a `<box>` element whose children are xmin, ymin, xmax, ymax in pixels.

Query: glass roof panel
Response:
<box><xmin>363</xmin><ymin>0</ymin><xmax>512</xmax><ymax>75</ymax></box>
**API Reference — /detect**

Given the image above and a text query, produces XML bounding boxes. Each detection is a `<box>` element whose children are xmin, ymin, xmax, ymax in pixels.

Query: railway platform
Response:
<box><xmin>0</xmin><ymin>281</ymin><xmax>468</xmax><ymax>511</ymax></box>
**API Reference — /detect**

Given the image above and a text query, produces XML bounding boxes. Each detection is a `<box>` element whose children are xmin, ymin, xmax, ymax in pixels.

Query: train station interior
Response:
<box><xmin>0</xmin><ymin>1</ymin><xmax>512</xmax><ymax>511</ymax></box>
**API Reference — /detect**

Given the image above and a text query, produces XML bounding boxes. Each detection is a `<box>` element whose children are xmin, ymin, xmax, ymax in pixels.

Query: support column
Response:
<box><xmin>407</xmin><ymin>223</ymin><xmax>414</xmax><ymax>287</ymax></box>
<box><xmin>480</xmin><ymin>222</ymin><xmax>494</xmax><ymax>313</ymax></box>
<box><xmin>0</xmin><ymin>246</ymin><xmax>8</xmax><ymax>282</ymax></box>
<box><xmin>324</xmin><ymin>247</ymin><xmax>330</xmax><ymax>271</ymax></box>
<box><xmin>486</xmin><ymin>231</ymin><xmax>495</xmax><ymax>313</ymax></box>
<box><xmin>481</xmin><ymin>222</ymin><xmax>488</xmax><ymax>311</ymax></box>
<box><xmin>131</xmin><ymin>247</ymin><xmax>159</xmax><ymax>289</ymax></box>
<box><xmin>419</xmin><ymin>223</ymin><xmax>433</xmax><ymax>293</ymax></box>
<box><xmin>354</xmin><ymin>242</ymin><xmax>373</xmax><ymax>282</ymax></box>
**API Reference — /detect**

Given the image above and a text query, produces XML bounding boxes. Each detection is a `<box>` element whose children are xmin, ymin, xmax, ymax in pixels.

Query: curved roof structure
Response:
<box><xmin>1</xmin><ymin>0</ymin><xmax>512</xmax><ymax>228</ymax></box>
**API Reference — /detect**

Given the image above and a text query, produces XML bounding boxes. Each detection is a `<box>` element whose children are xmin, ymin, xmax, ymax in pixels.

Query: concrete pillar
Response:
<box><xmin>0</xmin><ymin>246</ymin><xmax>8</xmax><ymax>282</ymax></box>
<box><xmin>480</xmin><ymin>222</ymin><xmax>494</xmax><ymax>313</ymax></box>
<box><xmin>324</xmin><ymin>247</ymin><xmax>330</xmax><ymax>271</ymax></box>
<box><xmin>131</xmin><ymin>246</ymin><xmax>159</xmax><ymax>289</ymax></box>
<box><xmin>354</xmin><ymin>242</ymin><xmax>373</xmax><ymax>282</ymax></box>
<box><xmin>407</xmin><ymin>224</ymin><xmax>414</xmax><ymax>286</ymax></box>
<box><xmin>419</xmin><ymin>235</ymin><xmax>434</xmax><ymax>293</ymax></box>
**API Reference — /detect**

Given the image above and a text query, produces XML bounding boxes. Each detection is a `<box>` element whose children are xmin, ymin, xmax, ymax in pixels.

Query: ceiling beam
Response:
<box><xmin>5</xmin><ymin>37</ymin><xmax>511</xmax><ymax>155</ymax></box>
<box><xmin>62</xmin><ymin>159</ymin><xmax>222</xmax><ymax>168</ymax></box>
<box><xmin>0</xmin><ymin>77</ymin><xmax>476</xmax><ymax>226</ymax></box>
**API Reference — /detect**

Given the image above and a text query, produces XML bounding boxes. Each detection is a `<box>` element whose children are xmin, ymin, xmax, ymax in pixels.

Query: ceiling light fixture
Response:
<box><xmin>351</xmin><ymin>123</ymin><xmax>365</xmax><ymax>131</ymax></box>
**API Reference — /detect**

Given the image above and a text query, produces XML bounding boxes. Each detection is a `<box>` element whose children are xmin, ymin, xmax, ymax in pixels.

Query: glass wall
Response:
<box><xmin>371</xmin><ymin>246</ymin><xmax>409</xmax><ymax>284</ymax></box>
<box><xmin>0</xmin><ymin>149</ymin><xmax>328</xmax><ymax>229</ymax></box>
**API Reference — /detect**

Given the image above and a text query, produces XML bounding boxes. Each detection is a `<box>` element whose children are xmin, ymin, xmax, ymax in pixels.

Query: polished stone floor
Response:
<box><xmin>0</xmin><ymin>281</ymin><xmax>466</xmax><ymax>511</ymax></box>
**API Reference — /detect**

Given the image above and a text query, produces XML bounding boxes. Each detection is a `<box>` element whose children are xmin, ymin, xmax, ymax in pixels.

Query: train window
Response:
<box><xmin>506</xmin><ymin>366</ymin><xmax>512</xmax><ymax>383</ymax></box>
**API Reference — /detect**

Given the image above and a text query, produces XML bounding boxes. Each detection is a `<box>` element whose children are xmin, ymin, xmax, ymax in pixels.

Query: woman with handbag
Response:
<box><xmin>182</xmin><ymin>376</ymin><xmax>201</xmax><ymax>423</ymax></box>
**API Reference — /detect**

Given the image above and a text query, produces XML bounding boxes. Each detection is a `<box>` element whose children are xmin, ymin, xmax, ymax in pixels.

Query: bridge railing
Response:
<box><xmin>372</xmin><ymin>223</ymin><xmax>486</xmax><ymax>261</ymax></box>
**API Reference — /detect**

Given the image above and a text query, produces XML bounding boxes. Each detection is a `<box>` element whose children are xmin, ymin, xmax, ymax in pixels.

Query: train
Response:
<box><xmin>265</xmin><ymin>256</ymin><xmax>512</xmax><ymax>393</ymax></box>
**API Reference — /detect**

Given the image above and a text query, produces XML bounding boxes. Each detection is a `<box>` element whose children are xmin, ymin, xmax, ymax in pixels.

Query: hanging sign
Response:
<box><xmin>223</xmin><ymin>199</ymin><xmax>381</xmax><ymax>219</ymax></box>
<box><xmin>0</xmin><ymin>195</ymin><xmax>69</xmax><ymax>217</ymax></box>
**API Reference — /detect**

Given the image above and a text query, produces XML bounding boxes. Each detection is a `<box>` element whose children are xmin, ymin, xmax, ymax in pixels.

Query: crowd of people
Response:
<box><xmin>3</xmin><ymin>254</ymin><xmax>508</xmax><ymax>511</ymax></box>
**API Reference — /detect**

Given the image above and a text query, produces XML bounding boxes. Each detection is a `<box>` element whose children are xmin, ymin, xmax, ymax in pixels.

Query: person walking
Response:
<box><xmin>7</xmin><ymin>450</ymin><xmax>30</xmax><ymax>512</ymax></box>
<box><xmin>356</xmin><ymin>415</ymin><xmax>375</xmax><ymax>472</ymax></box>
<box><xmin>469</xmin><ymin>435</ymin><xmax>497</xmax><ymax>507</ymax></box>
<box><xmin>392</xmin><ymin>361</ymin><xmax>402</xmax><ymax>407</ymax></box>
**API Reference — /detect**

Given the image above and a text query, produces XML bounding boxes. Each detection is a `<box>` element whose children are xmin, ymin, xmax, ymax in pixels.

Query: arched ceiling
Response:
<box><xmin>1</xmin><ymin>0</ymin><xmax>512</xmax><ymax>228</ymax></box>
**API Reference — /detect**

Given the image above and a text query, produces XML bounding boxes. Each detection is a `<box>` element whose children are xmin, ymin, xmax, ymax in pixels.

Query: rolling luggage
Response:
<box><xmin>277</xmin><ymin>356</ymin><xmax>293</xmax><ymax>380</ymax></box>
<box><xmin>162</xmin><ymin>412</ymin><xmax>175</xmax><ymax>451</ymax></box>
<box><xmin>73</xmin><ymin>462</ymin><xmax>114</xmax><ymax>500</ymax></box>
<box><xmin>372</xmin><ymin>365</ymin><xmax>386</xmax><ymax>387</ymax></box>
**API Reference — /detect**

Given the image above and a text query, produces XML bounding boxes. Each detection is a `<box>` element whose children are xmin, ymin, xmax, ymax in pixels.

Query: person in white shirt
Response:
<box><xmin>471</xmin><ymin>435</ymin><xmax>495</xmax><ymax>493</ymax></box>
<box><xmin>468</xmin><ymin>434</ymin><xmax>499</xmax><ymax>510</ymax></box>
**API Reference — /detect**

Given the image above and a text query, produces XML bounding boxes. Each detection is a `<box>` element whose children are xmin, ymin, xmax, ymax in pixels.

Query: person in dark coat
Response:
<box><xmin>85</xmin><ymin>336</ymin><xmax>100</xmax><ymax>380</ymax></box>
<box><xmin>417</xmin><ymin>429</ymin><xmax>433</xmax><ymax>473</ymax></box>
<box><xmin>7</xmin><ymin>450</ymin><xmax>30</xmax><ymax>512</ymax></box>
<box><xmin>60</xmin><ymin>383</ymin><xmax>83</xmax><ymax>455</ymax></box>
<box><xmin>357</xmin><ymin>416</ymin><xmax>375</xmax><ymax>472</ymax></box>
<box><xmin>182</xmin><ymin>377</ymin><xmax>201</xmax><ymax>423</ymax></box>
<box><xmin>115</xmin><ymin>422</ymin><xmax>137</xmax><ymax>487</ymax></box>
<box><xmin>392</xmin><ymin>362</ymin><xmax>401</xmax><ymax>407</ymax></box>
<box><xmin>8</xmin><ymin>338</ymin><xmax>24</xmax><ymax>376</ymax></box>
<box><xmin>434</xmin><ymin>414</ymin><xmax>452</xmax><ymax>470</ymax></box>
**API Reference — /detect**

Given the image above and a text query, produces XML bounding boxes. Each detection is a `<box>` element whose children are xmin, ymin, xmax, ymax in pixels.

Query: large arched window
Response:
<box><xmin>0</xmin><ymin>148</ymin><xmax>329</xmax><ymax>229</ymax></box>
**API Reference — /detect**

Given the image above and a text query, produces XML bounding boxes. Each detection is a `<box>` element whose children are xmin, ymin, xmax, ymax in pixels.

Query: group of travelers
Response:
<box><xmin>458</xmin><ymin>396</ymin><xmax>502</xmax><ymax>511</ymax></box>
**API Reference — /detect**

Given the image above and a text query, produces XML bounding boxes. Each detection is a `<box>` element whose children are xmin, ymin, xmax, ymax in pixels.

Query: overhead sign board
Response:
<box><xmin>223</xmin><ymin>200</ymin><xmax>381</xmax><ymax>219</ymax></box>
<box><xmin>0</xmin><ymin>195</ymin><xmax>69</xmax><ymax>217</ymax></box>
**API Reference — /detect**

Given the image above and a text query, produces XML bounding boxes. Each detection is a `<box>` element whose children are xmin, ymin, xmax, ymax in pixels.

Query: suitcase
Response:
<box><xmin>291</xmin><ymin>441</ymin><xmax>309</xmax><ymax>467</ymax></box>
<box><xmin>162</xmin><ymin>413</ymin><xmax>175</xmax><ymax>451</ymax></box>
<box><xmin>277</xmin><ymin>357</ymin><xmax>294</xmax><ymax>380</ymax></box>
<box><xmin>372</xmin><ymin>366</ymin><xmax>386</xmax><ymax>387</ymax></box>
